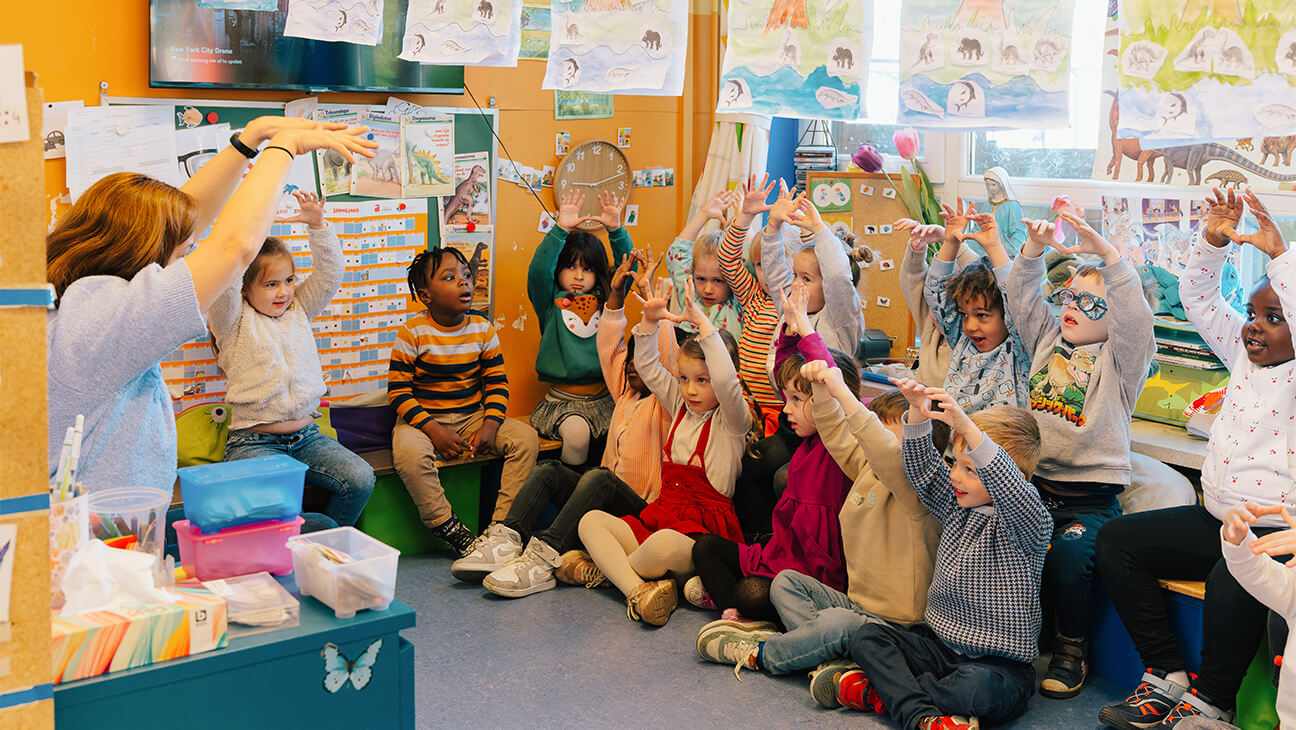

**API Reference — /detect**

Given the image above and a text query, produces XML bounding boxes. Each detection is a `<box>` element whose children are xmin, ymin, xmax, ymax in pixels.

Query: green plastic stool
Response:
<box><xmin>1235</xmin><ymin>638</ymin><xmax>1279</xmax><ymax>730</ymax></box>
<box><xmin>356</xmin><ymin>465</ymin><xmax>482</xmax><ymax>556</ymax></box>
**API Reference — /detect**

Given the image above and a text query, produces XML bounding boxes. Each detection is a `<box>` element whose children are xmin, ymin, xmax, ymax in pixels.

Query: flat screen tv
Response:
<box><xmin>150</xmin><ymin>0</ymin><xmax>463</xmax><ymax>94</ymax></box>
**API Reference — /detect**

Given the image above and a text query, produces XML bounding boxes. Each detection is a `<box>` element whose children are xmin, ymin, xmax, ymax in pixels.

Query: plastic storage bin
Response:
<box><xmin>288</xmin><ymin>527</ymin><xmax>400</xmax><ymax>619</ymax></box>
<box><xmin>175</xmin><ymin>516</ymin><xmax>304</xmax><ymax>581</ymax></box>
<box><xmin>88</xmin><ymin>487</ymin><xmax>170</xmax><ymax>563</ymax></box>
<box><xmin>178</xmin><ymin>455</ymin><xmax>306</xmax><ymax>534</ymax></box>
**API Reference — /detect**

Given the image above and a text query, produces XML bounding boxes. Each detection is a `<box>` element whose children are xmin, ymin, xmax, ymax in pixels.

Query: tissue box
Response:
<box><xmin>51</xmin><ymin>581</ymin><xmax>228</xmax><ymax>684</ymax></box>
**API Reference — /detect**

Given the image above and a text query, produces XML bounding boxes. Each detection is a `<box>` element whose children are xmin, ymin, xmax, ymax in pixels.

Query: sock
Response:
<box><xmin>1165</xmin><ymin>670</ymin><xmax>1190</xmax><ymax>689</ymax></box>
<box><xmin>747</xmin><ymin>642</ymin><xmax>764</xmax><ymax>671</ymax></box>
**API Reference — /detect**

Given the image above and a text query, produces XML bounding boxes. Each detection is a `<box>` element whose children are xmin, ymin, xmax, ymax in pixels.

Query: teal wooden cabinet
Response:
<box><xmin>54</xmin><ymin>594</ymin><xmax>416</xmax><ymax>729</ymax></box>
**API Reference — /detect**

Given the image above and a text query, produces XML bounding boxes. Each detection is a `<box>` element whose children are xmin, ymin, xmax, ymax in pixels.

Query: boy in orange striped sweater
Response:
<box><xmin>389</xmin><ymin>247</ymin><xmax>540</xmax><ymax>557</ymax></box>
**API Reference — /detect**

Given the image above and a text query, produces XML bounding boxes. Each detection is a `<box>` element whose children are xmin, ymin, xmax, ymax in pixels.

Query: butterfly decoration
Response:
<box><xmin>321</xmin><ymin>638</ymin><xmax>383</xmax><ymax>694</ymax></box>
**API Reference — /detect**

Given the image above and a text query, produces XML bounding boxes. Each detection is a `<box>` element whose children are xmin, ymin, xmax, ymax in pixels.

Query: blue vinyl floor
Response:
<box><xmin>394</xmin><ymin>552</ymin><xmax>1129</xmax><ymax>729</ymax></box>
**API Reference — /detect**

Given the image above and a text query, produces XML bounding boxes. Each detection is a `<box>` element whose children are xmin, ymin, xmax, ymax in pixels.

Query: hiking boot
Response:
<box><xmin>626</xmin><ymin>579</ymin><xmax>677</xmax><ymax>626</ymax></box>
<box><xmin>430</xmin><ymin>514</ymin><xmax>477</xmax><ymax>557</ymax></box>
<box><xmin>1098</xmin><ymin>669</ymin><xmax>1188</xmax><ymax>730</ymax></box>
<box><xmin>1158</xmin><ymin>688</ymin><xmax>1233</xmax><ymax>727</ymax></box>
<box><xmin>838</xmin><ymin>669</ymin><xmax>886</xmax><ymax>713</ymax></box>
<box><xmin>809</xmin><ymin>658</ymin><xmax>859</xmax><ymax>708</ymax></box>
<box><xmin>482</xmin><ymin>538</ymin><xmax>561</xmax><ymax>598</ymax></box>
<box><xmin>555</xmin><ymin>549</ymin><xmax>606</xmax><ymax>588</ymax></box>
<box><xmin>450</xmin><ymin>523</ymin><xmax>522</xmax><ymax>582</ymax></box>
<box><xmin>1041</xmin><ymin>634</ymin><xmax>1089</xmax><ymax>699</ymax></box>
<box><xmin>696</xmin><ymin>624</ymin><xmax>777</xmax><ymax>680</ymax></box>
<box><xmin>683</xmin><ymin>575</ymin><xmax>715</xmax><ymax>609</ymax></box>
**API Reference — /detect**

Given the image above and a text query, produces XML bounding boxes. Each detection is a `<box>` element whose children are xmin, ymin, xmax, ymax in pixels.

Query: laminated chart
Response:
<box><xmin>162</xmin><ymin>199</ymin><xmax>429</xmax><ymax>411</ymax></box>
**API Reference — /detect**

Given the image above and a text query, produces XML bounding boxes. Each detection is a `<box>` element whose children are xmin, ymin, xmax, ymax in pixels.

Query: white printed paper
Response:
<box><xmin>65</xmin><ymin>105</ymin><xmax>182</xmax><ymax>201</ymax></box>
<box><xmin>0</xmin><ymin>45</ymin><xmax>30</xmax><ymax>143</ymax></box>
<box><xmin>42</xmin><ymin>100</ymin><xmax>82</xmax><ymax>159</ymax></box>
<box><xmin>400</xmin><ymin>0</ymin><xmax>524</xmax><ymax>67</ymax></box>
<box><xmin>284</xmin><ymin>0</ymin><xmax>384</xmax><ymax>46</ymax></box>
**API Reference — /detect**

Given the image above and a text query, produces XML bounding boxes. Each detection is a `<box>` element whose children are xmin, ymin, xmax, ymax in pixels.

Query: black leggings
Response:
<box><xmin>1095</xmin><ymin>505</ymin><xmax>1289</xmax><ymax>707</ymax></box>
<box><xmin>691</xmin><ymin>534</ymin><xmax>778</xmax><ymax>622</ymax></box>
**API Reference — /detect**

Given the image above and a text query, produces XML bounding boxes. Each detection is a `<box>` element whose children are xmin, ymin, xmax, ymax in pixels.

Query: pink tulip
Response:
<box><xmin>893</xmin><ymin>127</ymin><xmax>920</xmax><ymax>160</ymax></box>
<box><xmin>851</xmin><ymin>143</ymin><xmax>883</xmax><ymax>173</ymax></box>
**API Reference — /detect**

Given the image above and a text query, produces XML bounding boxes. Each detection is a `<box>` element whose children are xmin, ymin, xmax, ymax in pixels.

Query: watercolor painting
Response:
<box><xmin>399</xmin><ymin>0</ymin><xmax>524</xmax><ymax>67</ymax></box>
<box><xmin>897</xmin><ymin>0</ymin><xmax>1075</xmax><ymax>130</ymax></box>
<box><xmin>284</xmin><ymin>0</ymin><xmax>384</xmax><ymax>46</ymax></box>
<box><xmin>716</xmin><ymin>0</ymin><xmax>873</xmax><ymax>119</ymax></box>
<box><xmin>1116</xmin><ymin>0</ymin><xmax>1296</xmax><ymax>144</ymax></box>
<box><xmin>541</xmin><ymin>0</ymin><xmax>688</xmax><ymax>95</ymax></box>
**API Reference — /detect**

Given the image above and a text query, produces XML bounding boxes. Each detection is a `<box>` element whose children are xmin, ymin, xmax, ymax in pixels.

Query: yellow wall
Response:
<box><xmin>1</xmin><ymin>2</ymin><xmax>719</xmax><ymax>415</ymax></box>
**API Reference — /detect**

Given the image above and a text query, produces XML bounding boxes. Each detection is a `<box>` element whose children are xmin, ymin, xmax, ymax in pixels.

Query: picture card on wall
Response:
<box><xmin>284</xmin><ymin>0</ymin><xmax>384</xmax><ymax>46</ymax></box>
<box><xmin>0</xmin><ymin>45</ymin><xmax>28</xmax><ymax>144</ymax></box>
<box><xmin>624</xmin><ymin>204</ymin><xmax>640</xmax><ymax>226</ymax></box>
<box><xmin>444</xmin><ymin>152</ymin><xmax>492</xmax><ymax>226</ymax></box>
<box><xmin>42</xmin><ymin>100</ymin><xmax>83</xmax><ymax>159</ymax></box>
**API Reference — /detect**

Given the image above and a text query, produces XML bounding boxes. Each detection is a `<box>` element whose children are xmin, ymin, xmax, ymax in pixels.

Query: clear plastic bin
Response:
<box><xmin>176</xmin><ymin>516</ymin><xmax>303</xmax><ymax>581</ymax></box>
<box><xmin>88</xmin><ymin>486</ymin><xmax>169</xmax><ymax>565</ymax></box>
<box><xmin>178</xmin><ymin>455</ymin><xmax>306</xmax><ymax>534</ymax></box>
<box><xmin>287</xmin><ymin>527</ymin><xmax>400</xmax><ymax>619</ymax></box>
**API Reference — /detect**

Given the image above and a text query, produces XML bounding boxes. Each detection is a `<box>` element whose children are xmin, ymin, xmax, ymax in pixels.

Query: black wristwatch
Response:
<box><xmin>229</xmin><ymin>132</ymin><xmax>258</xmax><ymax>159</ymax></box>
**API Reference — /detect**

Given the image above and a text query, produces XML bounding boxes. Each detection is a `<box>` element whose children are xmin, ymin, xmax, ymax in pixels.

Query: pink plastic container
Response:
<box><xmin>175</xmin><ymin>516</ymin><xmax>304</xmax><ymax>581</ymax></box>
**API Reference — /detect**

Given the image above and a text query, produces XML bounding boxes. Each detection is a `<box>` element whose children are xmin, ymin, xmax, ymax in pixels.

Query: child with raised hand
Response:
<box><xmin>897</xmin><ymin>217</ymin><xmax>957</xmax><ymax>387</ymax></box>
<box><xmin>577</xmin><ymin>277</ymin><xmax>751</xmax><ymax>627</ymax></box>
<box><xmin>1005</xmin><ymin>206</ymin><xmax>1156</xmax><ymax>700</ymax></box>
<box><xmin>461</xmin><ymin>250</ymin><xmax>679</xmax><ymax>596</ymax></box>
<box><xmin>720</xmin><ymin>174</ymin><xmax>784</xmax><ymax>433</ymax></box>
<box><xmin>390</xmin><ymin>247</ymin><xmax>539</xmax><ymax>558</ymax></box>
<box><xmin>688</xmin><ymin>281</ymin><xmax>856</xmax><ymax>628</ymax></box>
<box><xmin>666</xmin><ymin>190</ymin><xmax>742</xmax><ymax>338</ymax></box>
<box><xmin>527</xmin><ymin>189</ymin><xmax>631</xmax><ymax>467</ymax></box>
<box><xmin>924</xmin><ymin>196</ymin><xmax>1030</xmax><ymax>412</ymax></box>
<box><xmin>1096</xmin><ymin>187</ymin><xmax>1296</xmax><ymax>729</ymax></box>
<box><xmin>760</xmin><ymin>182</ymin><xmax>866</xmax><ymax>355</ymax></box>
<box><xmin>209</xmin><ymin>190</ymin><xmax>374</xmax><ymax>528</ymax></box>
<box><xmin>834</xmin><ymin>379</ymin><xmax>1049</xmax><ymax>730</ymax></box>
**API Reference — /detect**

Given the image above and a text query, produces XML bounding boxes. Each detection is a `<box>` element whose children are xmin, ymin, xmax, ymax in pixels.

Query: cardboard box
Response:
<box><xmin>51</xmin><ymin>582</ymin><xmax>228</xmax><ymax>684</ymax></box>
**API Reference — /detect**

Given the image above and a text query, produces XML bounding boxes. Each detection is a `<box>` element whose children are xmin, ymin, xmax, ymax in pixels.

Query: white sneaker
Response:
<box><xmin>482</xmin><ymin>538</ymin><xmax>561</xmax><ymax>598</ymax></box>
<box><xmin>683</xmin><ymin>576</ymin><xmax>716</xmax><ymax>609</ymax></box>
<box><xmin>449</xmin><ymin>523</ymin><xmax>522</xmax><ymax>582</ymax></box>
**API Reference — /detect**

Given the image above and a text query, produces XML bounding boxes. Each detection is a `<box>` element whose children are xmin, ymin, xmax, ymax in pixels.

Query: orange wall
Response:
<box><xmin>1</xmin><ymin>2</ymin><xmax>719</xmax><ymax>415</ymax></box>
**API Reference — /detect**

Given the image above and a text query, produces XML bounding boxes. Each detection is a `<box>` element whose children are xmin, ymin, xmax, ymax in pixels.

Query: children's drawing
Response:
<box><xmin>285</xmin><ymin>0</ymin><xmax>384</xmax><ymax>46</ymax></box>
<box><xmin>401</xmin><ymin>114</ymin><xmax>455</xmax><ymax>198</ymax></box>
<box><xmin>541</xmin><ymin>0</ymin><xmax>689</xmax><ymax>95</ymax></box>
<box><xmin>716</xmin><ymin>0</ymin><xmax>872</xmax><ymax>120</ymax></box>
<box><xmin>898</xmin><ymin>0</ymin><xmax>1075</xmax><ymax>130</ymax></box>
<box><xmin>399</xmin><ymin>0</ymin><xmax>524</xmax><ymax>66</ymax></box>
<box><xmin>444</xmin><ymin>152</ymin><xmax>492</xmax><ymax>225</ymax></box>
<box><xmin>199</xmin><ymin>0</ymin><xmax>277</xmax><ymax>8</ymax></box>
<box><xmin>1095</xmin><ymin>2</ymin><xmax>1296</xmax><ymax>192</ymax></box>
<box><xmin>350</xmin><ymin>112</ymin><xmax>403</xmax><ymax>199</ymax></box>
<box><xmin>1117</xmin><ymin>0</ymin><xmax>1296</xmax><ymax>144</ymax></box>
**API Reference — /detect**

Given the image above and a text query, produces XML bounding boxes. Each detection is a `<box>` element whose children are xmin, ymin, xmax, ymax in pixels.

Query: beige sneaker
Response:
<box><xmin>626</xmin><ymin>579</ymin><xmax>677</xmax><ymax>626</ymax></box>
<box><xmin>555</xmin><ymin>550</ymin><xmax>606</xmax><ymax>588</ymax></box>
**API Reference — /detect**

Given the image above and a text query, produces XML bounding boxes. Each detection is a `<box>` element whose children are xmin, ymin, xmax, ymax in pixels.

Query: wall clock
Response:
<box><xmin>553</xmin><ymin>140</ymin><xmax>632</xmax><ymax>231</ymax></box>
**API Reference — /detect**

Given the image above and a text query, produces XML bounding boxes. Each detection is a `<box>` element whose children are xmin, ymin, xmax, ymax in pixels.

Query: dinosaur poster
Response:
<box><xmin>284</xmin><ymin>0</ymin><xmax>384</xmax><ymax>46</ymax></box>
<box><xmin>715</xmin><ymin>0</ymin><xmax>872</xmax><ymax>119</ymax></box>
<box><xmin>350</xmin><ymin>112</ymin><xmax>404</xmax><ymax>199</ymax></box>
<box><xmin>441</xmin><ymin>228</ymin><xmax>494</xmax><ymax>316</ymax></box>
<box><xmin>1116</xmin><ymin>0</ymin><xmax>1296</xmax><ymax>145</ymax></box>
<box><xmin>398</xmin><ymin>0</ymin><xmax>524</xmax><ymax>67</ymax></box>
<box><xmin>444</xmin><ymin>152</ymin><xmax>492</xmax><ymax>225</ymax></box>
<box><xmin>1094</xmin><ymin>1</ymin><xmax>1296</xmax><ymax>192</ymax></box>
<box><xmin>540</xmin><ymin>0</ymin><xmax>688</xmax><ymax>95</ymax></box>
<box><xmin>400</xmin><ymin>114</ymin><xmax>456</xmax><ymax>198</ymax></box>
<box><xmin>896</xmin><ymin>0</ymin><xmax>1074</xmax><ymax>130</ymax></box>
<box><xmin>316</xmin><ymin>106</ymin><xmax>364</xmax><ymax>197</ymax></box>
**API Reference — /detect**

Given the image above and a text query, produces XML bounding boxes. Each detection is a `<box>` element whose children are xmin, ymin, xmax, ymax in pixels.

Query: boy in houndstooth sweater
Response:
<box><xmin>834</xmin><ymin>379</ymin><xmax>1051</xmax><ymax>730</ymax></box>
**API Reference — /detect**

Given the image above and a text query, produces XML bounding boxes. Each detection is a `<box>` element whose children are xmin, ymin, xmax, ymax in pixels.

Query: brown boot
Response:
<box><xmin>555</xmin><ymin>550</ymin><xmax>606</xmax><ymax>588</ymax></box>
<box><xmin>626</xmin><ymin>579</ymin><xmax>677</xmax><ymax>626</ymax></box>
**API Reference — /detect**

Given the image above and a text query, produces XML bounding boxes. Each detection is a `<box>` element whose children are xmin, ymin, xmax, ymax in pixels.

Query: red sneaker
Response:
<box><xmin>837</xmin><ymin>670</ymin><xmax>887</xmax><ymax>713</ymax></box>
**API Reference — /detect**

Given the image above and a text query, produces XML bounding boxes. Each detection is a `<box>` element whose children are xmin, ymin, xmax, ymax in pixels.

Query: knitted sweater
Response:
<box><xmin>208</xmin><ymin>225</ymin><xmax>343</xmax><ymax>431</ymax></box>
<box><xmin>1182</xmin><ymin>239</ymin><xmax>1296</xmax><ymax>527</ymax></box>
<box><xmin>902</xmin><ymin>418</ymin><xmax>1052</xmax><ymax>663</ymax></box>
<box><xmin>718</xmin><ymin>223</ymin><xmax>781</xmax><ymax>413</ymax></box>
<box><xmin>47</xmin><ymin>261</ymin><xmax>206</xmax><ymax>491</ymax></box>
<box><xmin>665</xmin><ymin>236</ymin><xmax>743</xmax><ymax>339</ymax></box>
<box><xmin>597</xmin><ymin>306</ymin><xmax>677</xmax><ymax>502</ymax></box>
<box><xmin>814</xmin><ymin>397</ymin><xmax>941</xmax><ymax>626</ymax></box>
<box><xmin>1005</xmin><ymin>252</ymin><xmax>1155</xmax><ymax>487</ymax></box>
<box><xmin>388</xmin><ymin>311</ymin><xmax>510</xmax><ymax>427</ymax></box>
<box><xmin>760</xmin><ymin>225</ymin><xmax>864</xmax><ymax>355</ymax></box>
<box><xmin>738</xmin><ymin>332</ymin><xmax>850</xmax><ymax>590</ymax></box>
<box><xmin>526</xmin><ymin>226</ymin><xmax>632</xmax><ymax>385</ymax></box>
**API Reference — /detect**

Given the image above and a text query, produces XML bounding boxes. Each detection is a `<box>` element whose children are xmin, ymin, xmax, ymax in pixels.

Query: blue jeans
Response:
<box><xmin>225</xmin><ymin>423</ymin><xmax>375</xmax><ymax>527</ymax></box>
<box><xmin>1038</xmin><ymin>490</ymin><xmax>1122</xmax><ymax>639</ymax></box>
<box><xmin>761</xmin><ymin>569</ymin><xmax>884</xmax><ymax>675</ymax></box>
<box><xmin>849</xmin><ymin>622</ymin><xmax>1036</xmax><ymax>730</ymax></box>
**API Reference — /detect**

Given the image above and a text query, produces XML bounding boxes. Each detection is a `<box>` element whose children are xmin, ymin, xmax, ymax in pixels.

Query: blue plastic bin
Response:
<box><xmin>178</xmin><ymin>455</ymin><xmax>307</xmax><ymax>534</ymax></box>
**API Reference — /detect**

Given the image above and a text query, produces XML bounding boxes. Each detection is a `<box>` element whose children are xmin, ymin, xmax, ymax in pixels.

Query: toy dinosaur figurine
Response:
<box><xmin>444</xmin><ymin>165</ymin><xmax>487</xmax><ymax>221</ymax></box>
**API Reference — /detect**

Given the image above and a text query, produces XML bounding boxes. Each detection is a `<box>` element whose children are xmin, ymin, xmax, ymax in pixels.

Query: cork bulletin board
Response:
<box><xmin>0</xmin><ymin>72</ymin><xmax>54</xmax><ymax>719</ymax></box>
<box><xmin>806</xmin><ymin>171</ymin><xmax>916</xmax><ymax>360</ymax></box>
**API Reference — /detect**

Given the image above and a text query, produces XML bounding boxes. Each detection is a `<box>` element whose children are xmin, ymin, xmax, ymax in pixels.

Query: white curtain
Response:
<box><xmin>687</xmin><ymin>114</ymin><xmax>770</xmax><ymax>220</ymax></box>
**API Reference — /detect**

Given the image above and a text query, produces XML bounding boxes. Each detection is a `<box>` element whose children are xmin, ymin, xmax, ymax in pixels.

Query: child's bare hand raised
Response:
<box><xmin>921</xmin><ymin>388</ymin><xmax>977</xmax><ymax>442</ymax></box>
<box><xmin>1057</xmin><ymin>211</ymin><xmax>1120</xmax><ymax>264</ymax></box>
<box><xmin>701</xmin><ymin>190</ymin><xmax>736</xmax><ymax>228</ymax></box>
<box><xmin>1203</xmin><ymin>187</ymin><xmax>1244</xmax><ymax>248</ymax></box>
<box><xmin>678</xmin><ymin>278</ymin><xmax>716</xmax><ymax>336</ymax></box>
<box><xmin>801</xmin><ymin>360</ymin><xmax>847</xmax><ymax>391</ymax></box>
<box><xmin>896</xmin><ymin>218</ymin><xmax>945</xmax><ymax>252</ymax></box>
<box><xmin>768</xmin><ymin>180</ymin><xmax>806</xmax><ymax>228</ymax></box>
<box><xmin>588</xmin><ymin>190</ymin><xmax>624</xmax><ymax>230</ymax></box>
<box><xmin>940</xmin><ymin>197</ymin><xmax>975</xmax><ymax>246</ymax></box>
<box><xmin>1234</xmin><ymin>190</ymin><xmax>1288</xmax><ymax>259</ymax></box>
<box><xmin>889</xmin><ymin>377</ymin><xmax>931</xmax><ymax>411</ymax></box>
<box><xmin>632</xmin><ymin>277</ymin><xmax>683</xmax><ymax>326</ymax></box>
<box><xmin>1221</xmin><ymin>502</ymin><xmax>1279</xmax><ymax>546</ymax></box>
<box><xmin>277</xmin><ymin>190</ymin><xmax>327</xmax><ymax>229</ymax></box>
<box><xmin>780</xmin><ymin>278</ymin><xmax>814</xmax><ymax>336</ymax></box>
<box><xmin>1021</xmin><ymin>217</ymin><xmax>1081</xmax><ymax>258</ymax></box>
<box><xmin>792</xmin><ymin>197</ymin><xmax>827</xmax><ymax>235</ymax></box>
<box><xmin>1249</xmin><ymin>506</ymin><xmax>1296</xmax><ymax>566</ymax></box>
<box><xmin>556</xmin><ymin>190</ymin><xmax>585</xmax><ymax>231</ymax></box>
<box><xmin>608</xmin><ymin>250</ymin><xmax>643</xmax><ymax>310</ymax></box>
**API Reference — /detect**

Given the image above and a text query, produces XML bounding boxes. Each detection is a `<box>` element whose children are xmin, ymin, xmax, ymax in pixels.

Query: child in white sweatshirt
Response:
<box><xmin>209</xmin><ymin>191</ymin><xmax>374</xmax><ymax>527</ymax></box>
